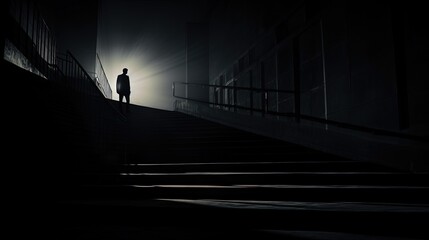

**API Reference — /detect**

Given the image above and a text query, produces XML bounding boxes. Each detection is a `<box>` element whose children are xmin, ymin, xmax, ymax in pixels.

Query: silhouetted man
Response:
<box><xmin>117</xmin><ymin>68</ymin><xmax>131</xmax><ymax>112</ymax></box>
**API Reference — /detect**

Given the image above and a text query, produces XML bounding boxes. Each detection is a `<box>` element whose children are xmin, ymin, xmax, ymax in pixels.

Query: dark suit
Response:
<box><xmin>117</xmin><ymin>74</ymin><xmax>130</xmax><ymax>111</ymax></box>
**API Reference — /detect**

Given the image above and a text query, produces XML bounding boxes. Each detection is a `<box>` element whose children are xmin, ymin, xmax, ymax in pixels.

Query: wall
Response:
<box><xmin>207</xmin><ymin>0</ymin><xmax>429</xmax><ymax>136</ymax></box>
<box><xmin>39</xmin><ymin>0</ymin><xmax>99</xmax><ymax>73</ymax></box>
<box><xmin>186</xmin><ymin>22</ymin><xmax>209</xmax><ymax>102</ymax></box>
<box><xmin>401</xmin><ymin>4</ymin><xmax>429</xmax><ymax>135</ymax></box>
<box><xmin>323</xmin><ymin>1</ymin><xmax>399</xmax><ymax>131</ymax></box>
<box><xmin>176</xmin><ymin>100</ymin><xmax>429</xmax><ymax>172</ymax></box>
<box><xmin>199</xmin><ymin>0</ymin><xmax>429</xmax><ymax>170</ymax></box>
<box><xmin>209</xmin><ymin>0</ymin><xmax>294</xmax><ymax>83</ymax></box>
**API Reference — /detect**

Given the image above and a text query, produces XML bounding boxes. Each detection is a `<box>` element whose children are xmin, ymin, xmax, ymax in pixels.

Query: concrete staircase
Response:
<box><xmin>4</xmin><ymin>60</ymin><xmax>427</xmax><ymax>239</ymax></box>
<box><xmin>56</xmin><ymin>105</ymin><xmax>429</xmax><ymax>240</ymax></box>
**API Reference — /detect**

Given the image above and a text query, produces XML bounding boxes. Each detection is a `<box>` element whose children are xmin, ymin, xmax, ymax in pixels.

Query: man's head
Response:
<box><xmin>123</xmin><ymin>68</ymin><xmax>128</xmax><ymax>74</ymax></box>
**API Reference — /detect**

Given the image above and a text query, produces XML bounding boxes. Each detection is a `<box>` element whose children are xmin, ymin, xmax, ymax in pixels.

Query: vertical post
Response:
<box><xmin>233</xmin><ymin>79</ymin><xmax>237</xmax><ymax>112</ymax></box>
<box><xmin>264</xmin><ymin>91</ymin><xmax>268</xmax><ymax>115</ymax></box>
<box><xmin>26</xmin><ymin>0</ymin><xmax>30</xmax><ymax>57</ymax></box>
<box><xmin>69</xmin><ymin>55</ymin><xmax>72</xmax><ymax>87</ymax></box>
<box><xmin>249</xmin><ymin>70</ymin><xmax>253</xmax><ymax>115</ymax></box>
<box><xmin>31</xmin><ymin>1</ymin><xmax>36</xmax><ymax>65</ymax></box>
<box><xmin>54</xmin><ymin>39</ymin><xmax>56</xmax><ymax>68</ymax></box>
<box><xmin>275</xmin><ymin>51</ymin><xmax>279</xmax><ymax>115</ymax></box>
<box><xmin>64</xmin><ymin>55</ymin><xmax>68</xmax><ymax>83</ymax></box>
<box><xmin>75</xmin><ymin>61</ymin><xmax>78</xmax><ymax>90</ymax></box>
<box><xmin>320</xmin><ymin>20</ymin><xmax>329</xmax><ymax>130</ymax></box>
<box><xmin>68</xmin><ymin>55</ymin><xmax>71</xmax><ymax>86</ymax></box>
<box><xmin>69</xmin><ymin>55</ymin><xmax>73</xmax><ymax>87</ymax></box>
<box><xmin>392</xmin><ymin>5</ymin><xmax>409</xmax><ymax>129</ymax></box>
<box><xmin>48</xmin><ymin>34</ymin><xmax>52</xmax><ymax>64</ymax></box>
<box><xmin>52</xmin><ymin>36</ymin><xmax>54</xmax><ymax>66</ymax></box>
<box><xmin>73</xmin><ymin>56</ymin><xmax>76</xmax><ymax>89</ymax></box>
<box><xmin>47</xmin><ymin>35</ymin><xmax>51</xmax><ymax>79</ymax></box>
<box><xmin>45</xmin><ymin>27</ymin><xmax>48</xmax><ymax>67</ymax></box>
<box><xmin>209</xmin><ymin>82</ymin><xmax>212</xmax><ymax>108</ymax></box>
<box><xmin>185</xmin><ymin>24</ymin><xmax>188</xmax><ymax>101</ymax></box>
<box><xmin>64</xmin><ymin>55</ymin><xmax>67</xmax><ymax>83</ymax></box>
<box><xmin>260</xmin><ymin>62</ymin><xmax>265</xmax><ymax>116</ymax></box>
<box><xmin>1</xmin><ymin>0</ymin><xmax>10</xmax><ymax>58</ymax></box>
<box><xmin>18</xmin><ymin>0</ymin><xmax>23</xmax><ymax>52</ymax></box>
<box><xmin>48</xmin><ymin>25</ymin><xmax>51</xmax><ymax>66</ymax></box>
<box><xmin>293</xmin><ymin>38</ymin><xmax>301</xmax><ymax>122</ymax></box>
<box><xmin>43</xmin><ymin>26</ymin><xmax>47</xmax><ymax>74</ymax></box>
<box><xmin>35</xmin><ymin>11</ymin><xmax>39</xmax><ymax>69</ymax></box>
<box><xmin>46</xmin><ymin>32</ymin><xmax>50</xmax><ymax>77</ymax></box>
<box><xmin>40</xmin><ymin>24</ymin><xmax>44</xmax><ymax>72</ymax></box>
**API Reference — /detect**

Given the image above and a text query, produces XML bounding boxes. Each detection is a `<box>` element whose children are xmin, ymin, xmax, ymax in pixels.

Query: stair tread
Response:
<box><xmin>60</xmin><ymin>198</ymin><xmax>429</xmax><ymax>213</ymax></box>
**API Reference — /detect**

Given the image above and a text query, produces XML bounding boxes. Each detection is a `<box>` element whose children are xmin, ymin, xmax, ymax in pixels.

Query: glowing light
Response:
<box><xmin>98</xmin><ymin>0</ymin><xmax>188</xmax><ymax>110</ymax></box>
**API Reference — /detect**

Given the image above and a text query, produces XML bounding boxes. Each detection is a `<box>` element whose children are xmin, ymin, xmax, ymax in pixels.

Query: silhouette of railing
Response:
<box><xmin>3</xmin><ymin>0</ymin><xmax>127</xmax><ymax>168</ymax></box>
<box><xmin>173</xmin><ymin>82</ymin><xmax>428</xmax><ymax>142</ymax></box>
<box><xmin>4</xmin><ymin>0</ymin><xmax>113</xmax><ymax>100</ymax></box>
<box><xmin>4</xmin><ymin>0</ymin><xmax>56</xmax><ymax>78</ymax></box>
<box><xmin>4</xmin><ymin>0</ymin><xmax>118</xmax><ymax>117</ymax></box>
<box><xmin>173</xmin><ymin>81</ymin><xmax>295</xmax><ymax>116</ymax></box>
<box><xmin>95</xmin><ymin>54</ymin><xmax>113</xmax><ymax>99</ymax></box>
<box><xmin>56</xmin><ymin>51</ymin><xmax>101</xmax><ymax>97</ymax></box>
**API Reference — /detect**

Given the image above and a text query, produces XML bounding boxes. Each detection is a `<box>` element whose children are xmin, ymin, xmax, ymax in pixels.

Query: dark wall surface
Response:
<box><xmin>39</xmin><ymin>0</ymin><xmax>99</xmax><ymax>73</ymax></box>
<box><xmin>208</xmin><ymin>0</ymin><xmax>429</xmax><ymax>135</ymax></box>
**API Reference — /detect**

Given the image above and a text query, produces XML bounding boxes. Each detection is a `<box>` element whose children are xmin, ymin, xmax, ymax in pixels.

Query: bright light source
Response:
<box><xmin>97</xmin><ymin>0</ymin><xmax>188</xmax><ymax>110</ymax></box>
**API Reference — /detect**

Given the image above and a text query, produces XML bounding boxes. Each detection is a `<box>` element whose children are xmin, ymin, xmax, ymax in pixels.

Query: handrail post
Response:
<box><xmin>172</xmin><ymin>82</ymin><xmax>176</xmax><ymax>97</ymax></box>
<box><xmin>293</xmin><ymin>38</ymin><xmax>300</xmax><ymax>123</ymax></box>
<box><xmin>233</xmin><ymin>80</ymin><xmax>237</xmax><ymax>112</ymax></box>
<box><xmin>260</xmin><ymin>62</ymin><xmax>265</xmax><ymax>117</ymax></box>
<box><xmin>249</xmin><ymin>70</ymin><xmax>253</xmax><ymax>115</ymax></box>
<box><xmin>264</xmin><ymin>91</ymin><xmax>268</xmax><ymax>114</ymax></box>
<box><xmin>1</xmin><ymin>0</ymin><xmax>9</xmax><ymax>58</ymax></box>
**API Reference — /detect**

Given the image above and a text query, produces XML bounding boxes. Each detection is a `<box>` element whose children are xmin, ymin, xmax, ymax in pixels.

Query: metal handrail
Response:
<box><xmin>66</xmin><ymin>51</ymin><xmax>95</xmax><ymax>82</ymax></box>
<box><xmin>173</xmin><ymin>81</ymin><xmax>294</xmax><ymax>94</ymax></box>
<box><xmin>96</xmin><ymin>53</ymin><xmax>113</xmax><ymax>99</ymax></box>
<box><xmin>174</xmin><ymin>94</ymin><xmax>296</xmax><ymax>117</ymax></box>
<box><xmin>173</xmin><ymin>82</ymin><xmax>428</xmax><ymax>142</ymax></box>
<box><xmin>5</xmin><ymin>0</ymin><xmax>56</xmax><ymax>77</ymax></box>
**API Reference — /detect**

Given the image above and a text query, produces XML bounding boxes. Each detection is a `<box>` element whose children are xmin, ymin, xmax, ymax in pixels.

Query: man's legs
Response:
<box><xmin>125</xmin><ymin>94</ymin><xmax>130</xmax><ymax>112</ymax></box>
<box><xmin>119</xmin><ymin>94</ymin><xmax>124</xmax><ymax>112</ymax></box>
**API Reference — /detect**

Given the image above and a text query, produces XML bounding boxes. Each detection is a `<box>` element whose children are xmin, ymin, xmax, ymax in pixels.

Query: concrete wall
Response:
<box><xmin>209</xmin><ymin>0</ymin><xmax>295</xmax><ymax>83</ymax></box>
<box><xmin>176</xmin><ymin>100</ymin><xmax>429</xmax><ymax>172</ymax></box>
<box><xmin>401</xmin><ymin>4</ymin><xmax>429</xmax><ymax>135</ymax></box>
<box><xmin>39</xmin><ymin>0</ymin><xmax>99</xmax><ymax>73</ymax></box>
<box><xmin>208</xmin><ymin>0</ymin><xmax>429</xmax><ymax>136</ymax></box>
<box><xmin>186</xmin><ymin>22</ymin><xmax>209</xmax><ymax>102</ymax></box>
<box><xmin>200</xmin><ymin>0</ymin><xmax>429</xmax><ymax>170</ymax></box>
<box><xmin>323</xmin><ymin>2</ymin><xmax>399</xmax><ymax>131</ymax></box>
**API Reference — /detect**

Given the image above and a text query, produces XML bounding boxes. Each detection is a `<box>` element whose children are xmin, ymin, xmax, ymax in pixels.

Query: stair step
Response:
<box><xmin>55</xmin><ymin>198</ymin><xmax>429</xmax><ymax>239</ymax></box>
<box><xmin>76</xmin><ymin>172</ymin><xmax>427</xmax><ymax>186</ymax></box>
<box><xmin>121</xmin><ymin>161</ymin><xmax>395</xmax><ymax>172</ymax></box>
<box><xmin>68</xmin><ymin>184</ymin><xmax>429</xmax><ymax>203</ymax></box>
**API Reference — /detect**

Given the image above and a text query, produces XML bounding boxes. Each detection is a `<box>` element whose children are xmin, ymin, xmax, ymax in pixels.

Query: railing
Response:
<box><xmin>56</xmin><ymin>51</ymin><xmax>101</xmax><ymax>96</ymax></box>
<box><xmin>56</xmin><ymin>51</ymin><xmax>115</xmax><ymax>101</ymax></box>
<box><xmin>173</xmin><ymin>82</ymin><xmax>428</xmax><ymax>142</ymax></box>
<box><xmin>3</xmin><ymin>0</ymin><xmax>127</xmax><ymax>169</ymax></box>
<box><xmin>4</xmin><ymin>0</ymin><xmax>56</xmax><ymax>78</ymax></box>
<box><xmin>4</xmin><ymin>0</ymin><xmax>113</xmax><ymax>100</ymax></box>
<box><xmin>95</xmin><ymin>54</ymin><xmax>113</xmax><ymax>99</ymax></box>
<box><xmin>173</xmin><ymin>81</ymin><xmax>295</xmax><ymax>117</ymax></box>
